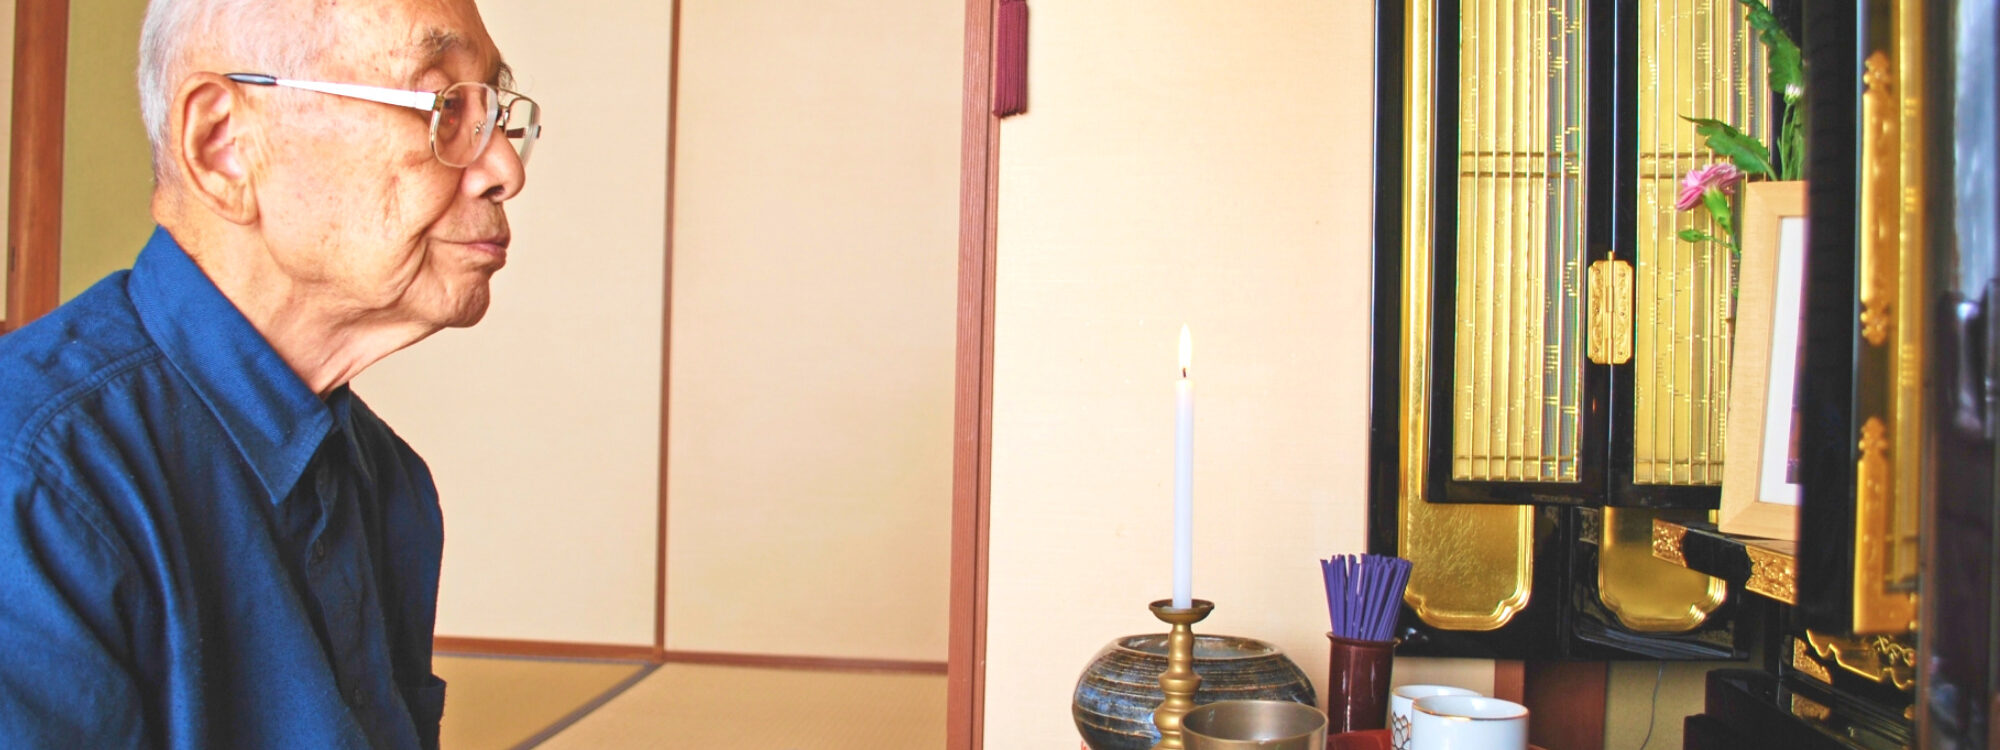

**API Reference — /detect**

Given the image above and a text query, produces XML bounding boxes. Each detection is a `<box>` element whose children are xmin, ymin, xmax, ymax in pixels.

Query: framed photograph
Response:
<box><xmin>1720</xmin><ymin>181</ymin><xmax>1808</xmax><ymax>541</ymax></box>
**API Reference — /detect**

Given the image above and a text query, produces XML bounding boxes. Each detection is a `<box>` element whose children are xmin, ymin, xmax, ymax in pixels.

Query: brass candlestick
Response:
<box><xmin>1148</xmin><ymin>598</ymin><xmax>1214</xmax><ymax>750</ymax></box>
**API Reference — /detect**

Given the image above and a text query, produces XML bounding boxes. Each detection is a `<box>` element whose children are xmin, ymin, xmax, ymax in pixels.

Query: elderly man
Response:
<box><xmin>0</xmin><ymin>0</ymin><xmax>534</xmax><ymax>746</ymax></box>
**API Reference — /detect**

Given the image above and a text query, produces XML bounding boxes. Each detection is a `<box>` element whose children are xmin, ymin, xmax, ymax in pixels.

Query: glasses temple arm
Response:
<box><xmin>223</xmin><ymin>73</ymin><xmax>438</xmax><ymax>113</ymax></box>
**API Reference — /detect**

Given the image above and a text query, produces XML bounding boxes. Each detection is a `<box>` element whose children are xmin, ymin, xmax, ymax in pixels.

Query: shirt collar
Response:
<box><xmin>324</xmin><ymin>386</ymin><xmax>377</xmax><ymax>490</ymax></box>
<box><xmin>126</xmin><ymin>227</ymin><xmax>333</xmax><ymax>504</ymax></box>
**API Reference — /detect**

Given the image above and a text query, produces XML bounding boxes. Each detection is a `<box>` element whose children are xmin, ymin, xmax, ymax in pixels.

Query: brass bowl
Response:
<box><xmin>1183</xmin><ymin>700</ymin><xmax>1329</xmax><ymax>750</ymax></box>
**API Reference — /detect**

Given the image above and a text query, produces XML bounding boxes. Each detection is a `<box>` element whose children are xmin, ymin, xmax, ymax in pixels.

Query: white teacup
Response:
<box><xmin>1409</xmin><ymin>694</ymin><xmax>1529</xmax><ymax>750</ymax></box>
<box><xmin>1387</xmin><ymin>685</ymin><xmax>1479</xmax><ymax>750</ymax></box>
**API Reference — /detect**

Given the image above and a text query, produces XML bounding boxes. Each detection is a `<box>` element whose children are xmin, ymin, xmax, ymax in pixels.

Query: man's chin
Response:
<box><xmin>430</xmin><ymin>280</ymin><xmax>494</xmax><ymax>329</ymax></box>
<box><xmin>441</xmin><ymin>293</ymin><xmax>493</xmax><ymax>329</ymax></box>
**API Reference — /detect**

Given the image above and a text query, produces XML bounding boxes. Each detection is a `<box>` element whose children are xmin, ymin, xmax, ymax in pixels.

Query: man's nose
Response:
<box><xmin>465</xmin><ymin>136</ymin><xmax>528</xmax><ymax>202</ymax></box>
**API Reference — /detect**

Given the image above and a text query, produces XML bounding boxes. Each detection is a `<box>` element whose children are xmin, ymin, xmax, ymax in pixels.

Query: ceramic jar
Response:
<box><xmin>1073</xmin><ymin>634</ymin><xmax>1316</xmax><ymax>750</ymax></box>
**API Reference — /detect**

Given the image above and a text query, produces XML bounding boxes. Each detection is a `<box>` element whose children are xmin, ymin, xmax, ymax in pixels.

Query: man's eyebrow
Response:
<box><xmin>409</xmin><ymin>28</ymin><xmax>463</xmax><ymax>72</ymax></box>
<box><xmin>405</xmin><ymin>27</ymin><xmax>511</xmax><ymax>87</ymax></box>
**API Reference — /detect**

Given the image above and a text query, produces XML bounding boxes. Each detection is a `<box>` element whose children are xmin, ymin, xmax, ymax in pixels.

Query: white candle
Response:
<box><xmin>1173</xmin><ymin>325</ymin><xmax>1194</xmax><ymax>608</ymax></box>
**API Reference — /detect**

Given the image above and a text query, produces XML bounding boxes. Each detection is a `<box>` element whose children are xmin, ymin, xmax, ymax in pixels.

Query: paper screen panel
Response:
<box><xmin>1451</xmin><ymin>0</ymin><xmax>1589</xmax><ymax>483</ymax></box>
<box><xmin>1631</xmin><ymin>0</ymin><xmax>1772</xmax><ymax>485</ymax></box>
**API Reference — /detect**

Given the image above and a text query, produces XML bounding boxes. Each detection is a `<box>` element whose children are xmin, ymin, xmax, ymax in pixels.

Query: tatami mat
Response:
<box><xmin>537</xmin><ymin>663</ymin><xmax>948</xmax><ymax>749</ymax></box>
<box><xmin>435</xmin><ymin>654</ymin><xmax>652</xmax><ymax>750</ymax></box>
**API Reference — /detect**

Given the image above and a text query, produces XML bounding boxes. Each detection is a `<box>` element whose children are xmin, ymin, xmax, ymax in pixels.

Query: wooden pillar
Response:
<box><xmin>5</xmin><ymin>0</ymin><xmax>67</xmax><ymax>330</ymax></box>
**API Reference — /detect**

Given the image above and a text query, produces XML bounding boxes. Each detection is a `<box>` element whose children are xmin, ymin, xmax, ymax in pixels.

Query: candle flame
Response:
<box><xmin>1178</xmin><ymin>325</ymin><xmax>1191</xmax><ymax>376</ymax></box>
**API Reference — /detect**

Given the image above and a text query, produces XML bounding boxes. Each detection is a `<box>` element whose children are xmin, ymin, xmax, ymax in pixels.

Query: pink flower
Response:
<box><xmin>1675</xmin><ymin>163</ymin><xmax>1744</xmax><ymax>210</ymax></box>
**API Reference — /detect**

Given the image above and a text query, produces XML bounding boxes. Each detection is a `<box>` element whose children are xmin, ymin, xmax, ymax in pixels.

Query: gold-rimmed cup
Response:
<box><xmin>1387</xmin><ymin>685</ymin><xmax>1479</xmax><ymax>750</ymax></box>
<box><xmin>1408</xmin><ymin>695</ymin><xmax>1528</xmax><ymax>750</ymax></box>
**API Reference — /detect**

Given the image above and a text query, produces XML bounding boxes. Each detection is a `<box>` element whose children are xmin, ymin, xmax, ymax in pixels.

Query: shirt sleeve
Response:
<box><xmin>0</xmin><ymin>457</ymin><xmax>153</xmax><ymax>747</ymax></box>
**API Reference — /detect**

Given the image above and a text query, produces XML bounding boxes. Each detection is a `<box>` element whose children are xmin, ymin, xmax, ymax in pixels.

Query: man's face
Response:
<box><xmin>251</xmin><ymin>0</ymin><xmax>525</xmax><ymax>330</ymax></box>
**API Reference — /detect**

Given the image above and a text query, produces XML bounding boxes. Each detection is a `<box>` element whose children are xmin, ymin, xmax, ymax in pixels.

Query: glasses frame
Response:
<box><xmin>224</xmin><ymin>72</ymin><xmax>540</xmax><ymax>168</ymax></box>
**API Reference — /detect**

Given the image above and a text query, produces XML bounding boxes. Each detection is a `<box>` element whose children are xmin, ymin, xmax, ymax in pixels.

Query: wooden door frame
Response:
<box><xmin>947</xmin><ymin>0</ymin><xmax>999</xmax><ymax>747</ymax></box>
<box><xmin>3</xmin><ymin>0</ymin><xmax>66</xmax><ymax>333</ymax></box>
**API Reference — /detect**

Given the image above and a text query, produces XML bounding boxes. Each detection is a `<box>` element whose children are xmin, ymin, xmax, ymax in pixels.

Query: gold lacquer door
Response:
<box><xmin>1378</xmin><ymin>0</ymin><xmax>1775</xmax><ymax>653</ymax></box>
<box><xmin>1432</xmin><ymin>0</ymin><xmax>1593</xmax><ymax>502</ymax></box>
<box><xmin>1591</xmin><ymin>0</ymin><xmax>1774</xmax><ymax>635</ymax></box>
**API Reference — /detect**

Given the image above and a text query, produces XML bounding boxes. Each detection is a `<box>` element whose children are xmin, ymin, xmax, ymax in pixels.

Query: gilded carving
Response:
<box><xmin>1585</xmin><ymin>259</ymin><xmax>1633</xmax><ymax>366</ymax></box>
<box><xmin>1612</xmin><ymin>260</ymin><xmax>1633</xmax><ymax>365</ymax></box>
<box><xmin>1743</xmin><ymin>544</ymin><xmax>1797</xmax><ymax>605</ymax></box>
<box><xmin>1791</xmin><ymin>694</ymin><xmax>1833</xmax><ymax>722</ymax></box>
<box><xmin>1806</xmin><ymin>630</ymin><xmax>1917</xmax><ymax>692</ymax></box>
<box><xmin>1588</xmin><ymin>261</ymin><xmax>1610</xmax><ymax>365</ymax></box>
<box><xmin>1859</xmin><ymin>52</ymin><xmax>1897</xmax><ymax>347</ymax></box>
<box><xmin>1650</xmin><ymin>518</ymin><xmax>1687</xmax><ymax>567</ymax></box>
<box><xmin>1792</xmin><ymin>638</ymin><xmax>1833</xmax><ymax>684</ymax></box>
<box><xmin>1887</xmin><ymin>0</ymin><xmax>1929</xmax><ymax>597</ymax></box>
<box><xmin>1853</xmin><ymin>418</ymin><xmax>1917</xmax><ymax>633</ymax></box>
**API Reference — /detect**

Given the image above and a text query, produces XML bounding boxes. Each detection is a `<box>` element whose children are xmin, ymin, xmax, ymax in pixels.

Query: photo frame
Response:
<box><xmin>1719</xmin><ymin>181</ymin><xmax>1808</xmax><ymax>541</ymax></box>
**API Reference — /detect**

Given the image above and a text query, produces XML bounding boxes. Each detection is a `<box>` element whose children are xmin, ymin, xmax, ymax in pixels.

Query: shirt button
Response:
<box><xmin>350</xmin><ymin>686</ymin><xmax>367</xmax><ymax>707</ymax></box>
<box><xmin>312</xmin><ymin>540</ymin><xmax>327</xmax><ymax>562</ymax></box>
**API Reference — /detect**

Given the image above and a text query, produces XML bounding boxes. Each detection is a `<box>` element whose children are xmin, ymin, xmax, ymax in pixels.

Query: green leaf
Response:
<box><xmin>1681</xmin><ymin>116</ymin><xmax>1778</xmax><ymax>179</ymax></box>
<box><xmin>1678</xmin><ymin>228</ymin><xmax>1723</xmax><ymax>245</ymax></box>
<box><xmin>1735</xmin><ymin>0</ymin><xmax>1803</xmax><ymax>101</ymax></box>
<box><xmin>1702</xmin><ymin>189</ymin><xmax>1735</xmax><ymax>237</ymax></box>
<box><xmin>1779</xmin><ymin>102</ymin><xmax>1805</xmax><ymax>180</ymax></box>
<box><xmin>1764</xmin><ymin>34</ymin><xmax>1803</xmax><ymax>101</ymax></box>
<box><xmin>1735</xmin><ymin>0</ymin><xmax>1782</xmax><ymax>34</ymax></box>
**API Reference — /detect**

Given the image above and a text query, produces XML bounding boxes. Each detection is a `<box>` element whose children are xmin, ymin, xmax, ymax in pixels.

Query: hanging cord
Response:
<box><xmin>1636</xmin><ymin>661</ymin><xmax>1665</xmax><ymax>750</ymax></box>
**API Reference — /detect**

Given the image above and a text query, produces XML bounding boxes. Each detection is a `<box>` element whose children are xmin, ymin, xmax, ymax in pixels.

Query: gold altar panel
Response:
<box><xmin>1847</xmin><ymin>11</ymin><xmax>1920</xmax><ymax>632</ymax></box>
<box><xmin>1450</xmin><ymin>0</ymin><xmax>1589</xmax><ymax>483</ymax></box>
<box><xmin>1401</xmin><ymin>0</ymin><xmax>1534</xmax><ymax>631</ymax></box>
<box><xmin>1885</xmin><ymin>0</ymin><xmax>1924</xmax><ymax>600</ymax></box>
<box><xmin>1631</xmin><ymin>0</ymin><xmax>1771</xmax><ymax>485</ymax></box>
<box><xmin>1598</xmin><ymin>508</ymin><xmax>1725</xmax><ymax>632</ymax></box>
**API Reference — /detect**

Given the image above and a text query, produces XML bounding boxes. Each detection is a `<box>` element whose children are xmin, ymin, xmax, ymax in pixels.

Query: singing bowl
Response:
<box><xmin>1182</xmin><ymin>700</ymin><xmax>1328</xmax><ymax>750</ymax></box>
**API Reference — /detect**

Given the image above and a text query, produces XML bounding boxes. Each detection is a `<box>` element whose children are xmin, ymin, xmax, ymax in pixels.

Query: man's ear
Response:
<box><xmin>169</xmin><ymin>73</ymin><xmax>260</xmax><ymax>225</ymax></box>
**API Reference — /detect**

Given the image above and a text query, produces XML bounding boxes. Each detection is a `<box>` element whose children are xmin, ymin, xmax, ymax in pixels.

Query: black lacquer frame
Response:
<box><xmin>1791</xmin><ymin>0</ymin><xmax>1865</xmax><ymax>640</ymax></box>
<box><xmin>1415</xmin><ymin>0</ymin><xmax>1616</xmax><ymax>510</ymax></box>
<box><xmin>1365</xmin><ymin>0</ymin><xmax>1758</xmax><ymax>660</ymax></box>
<box><xmin>1415</xmin><ymin>0</ymin><xmax>1763</xmax><ymax>511</ymax></box>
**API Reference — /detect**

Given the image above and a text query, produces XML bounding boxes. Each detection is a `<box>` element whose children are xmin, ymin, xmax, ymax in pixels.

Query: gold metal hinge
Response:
<box><xmin>1588</xmin><ymin>258</ymin><xmax>1634</xmax><ymax>365</ymax></box>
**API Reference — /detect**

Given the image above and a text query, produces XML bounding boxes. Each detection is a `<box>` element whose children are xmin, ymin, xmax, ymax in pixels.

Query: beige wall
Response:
<box><xmin>662</xmin><ymin>0</ymin><xmax>961</xmax><ymax>661</ymax></box>
<box><xmin>358</xmin><ymin>0</ymin><xmax>673</xmax><ymax>645</ymax></box>
<box><xmin>978</xmin><ymin>1</ymin><xmax>1493</xmax><ymax>745</ymax></box>
<box><xmin>364</xmin><ymin>0</ymin><xmax>962</xmax><ymax>659</ymax></box>
<box><xmin>1605</xmin><ymin>660</ymin><xmax>1734</xmax><ymax>748</ymax></box>
<box><xmin>59</xmin><ymin>0</ymin><xmax>153</xmax><ymax>300</ymax></box>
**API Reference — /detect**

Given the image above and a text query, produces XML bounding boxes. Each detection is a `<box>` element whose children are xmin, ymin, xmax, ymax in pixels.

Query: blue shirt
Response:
<box><xmin>0</xmin><ymin>228</ymin><xmax>446</xmax><ymax>749</ymax></box>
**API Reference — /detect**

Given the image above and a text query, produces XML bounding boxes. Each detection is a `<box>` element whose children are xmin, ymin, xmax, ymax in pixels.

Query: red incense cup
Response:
<box><xmin>1324</xmin><ymin>633</ymin><xmax>1395</xmax><ymax>734</ymax></box>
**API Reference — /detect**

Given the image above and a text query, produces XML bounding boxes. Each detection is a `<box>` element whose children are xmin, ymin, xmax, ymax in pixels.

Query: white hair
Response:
<box><xmin>138</xmin><ymin>0</ymin><xmax>321</xmax><ymax>179</ymax></box>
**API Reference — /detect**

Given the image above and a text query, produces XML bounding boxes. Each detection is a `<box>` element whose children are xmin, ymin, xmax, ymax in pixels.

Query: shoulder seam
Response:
<box><xmin>2</xmin><ymin>348</ymin><xmax>165</xmax><ymax>469</ymax></box>
<box><xmin>0</xmin><ymin>451</ymin><xmax>149</xmax><ymax>590</ymax></box>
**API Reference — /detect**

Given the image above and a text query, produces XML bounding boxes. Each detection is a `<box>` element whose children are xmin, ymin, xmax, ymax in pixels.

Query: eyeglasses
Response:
<box><xmin>224</xmin><ymin>73</ymin><xmax>541</xmax><ymax>168</ymax></box>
